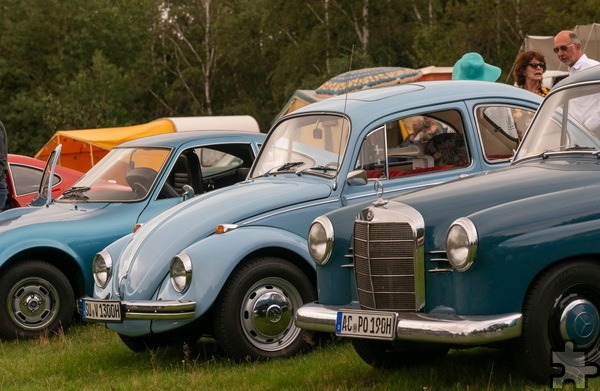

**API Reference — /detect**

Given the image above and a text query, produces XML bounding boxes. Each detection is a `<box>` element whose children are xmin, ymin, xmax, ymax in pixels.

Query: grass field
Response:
<box><xmin>0</xmin><ymin>322</ymin><xmax>598</xmax><ymax>390</ymax></box>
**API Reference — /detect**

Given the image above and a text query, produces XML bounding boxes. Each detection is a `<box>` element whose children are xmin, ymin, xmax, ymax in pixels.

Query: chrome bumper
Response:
<box><xmin>296</xmin><ymin>303</ymin><xmax>522</xmax><ymax>345</ymax></box>
<box><xmin>78</xmin><ymin>298</ymin><xmax>196</xmax><ymax>322</ymax></box>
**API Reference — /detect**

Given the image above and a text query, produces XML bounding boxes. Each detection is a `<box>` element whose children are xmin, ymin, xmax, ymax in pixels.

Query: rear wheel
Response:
<box><xmin>519</xmin><ymin>260</ymin><xmax>600</xmax><ymax>383</ymax></box>
<box><xmin>212</xmin><ymin>257</ymin><xmax>316</xmax><ymax>360</ymax></box>
<box><xmin>0</xmin><ymin>260</ymin><xmax>74</xmax><ymax>339</ymax></box>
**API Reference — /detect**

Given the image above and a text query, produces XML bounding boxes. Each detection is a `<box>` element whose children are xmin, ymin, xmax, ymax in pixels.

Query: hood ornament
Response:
<box><xmin>372</xmin><ymin>178</ymin><xmax>388</xmax><ymax>207</ymax></box>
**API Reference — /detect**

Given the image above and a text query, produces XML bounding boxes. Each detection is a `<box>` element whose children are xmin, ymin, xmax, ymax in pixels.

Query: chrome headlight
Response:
<box><xmin>170</xmin><ymin>253</ymin><xmax>192</xmax><ymax>293</ymax></box>
<box><xmin>446</xmin><ymin>217</ymin><xmax>478</xmax><ymax>272</ymax></box>
<box><xmin>92</xmin><ymin>251</ymin><xmax>112</xmax><ymax>288</ymax></box>
<box><xmin>308</xmin><ymin>216</ymin><xmax>334</xmax><ymax>265</ymax></box>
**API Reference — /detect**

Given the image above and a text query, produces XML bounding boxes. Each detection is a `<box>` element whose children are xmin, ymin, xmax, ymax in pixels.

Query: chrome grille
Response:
<box><xmin>354</xmin><ymin>220</ymin><xmax>417</xmax><ymax>311</ymax></box>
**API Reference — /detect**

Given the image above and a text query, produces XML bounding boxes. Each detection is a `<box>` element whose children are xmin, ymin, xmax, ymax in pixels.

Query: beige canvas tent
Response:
<box><xmin>35</xmin><ymin>116</ymin><xmax>260</xmax><ymax>172</ymax></box>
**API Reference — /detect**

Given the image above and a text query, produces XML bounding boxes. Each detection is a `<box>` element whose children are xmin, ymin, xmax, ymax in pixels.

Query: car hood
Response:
<box><xmin>116</xmin><ymin>177</ymin><xmax>333</xmax><ymax>297</ymax></box>
<box><xmin>381</xmin><ymin>157</ymin><xmax>600</xmax><ymax>248</ymax></box>
<box><xmin>0</xmin><ymin>202</ymin><xmax>111</xmax><ymax>232</ymax></box>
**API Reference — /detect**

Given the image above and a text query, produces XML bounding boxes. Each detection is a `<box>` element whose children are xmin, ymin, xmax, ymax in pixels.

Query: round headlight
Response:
<box><xmin>446</xmin><ymin>217</ymin><xmax>478</xmax><ymax>272</ymax></box>
<box><xmin>170</xmin><ymin>253</ymin><xmax>192</xmax><ymax>293</ymax></box>
<box><xmin>92</xmin><ymin>251</ymin><xmax>112</xmax><ymax>288</ymax></box>
<box><xmin>308</xmin><ymin>216</ymin><xmax>334</xmax><ymax>265</ymax></box>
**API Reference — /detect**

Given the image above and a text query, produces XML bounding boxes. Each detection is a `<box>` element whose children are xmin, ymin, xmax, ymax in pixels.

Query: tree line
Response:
<box><xmin>0</xmin><ymin>0</ymin><xmax>597</xmax><ymax>156</ymax></box>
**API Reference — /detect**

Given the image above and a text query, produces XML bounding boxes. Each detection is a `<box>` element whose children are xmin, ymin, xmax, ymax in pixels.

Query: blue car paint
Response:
<box><xmin>0</xmin><ymin>129</ymin><xmax>265</xmax><ymax>338</ymax></box>
<box><xmin>296</xmin><ymin>66</ymin><xmax>600</xmax><ymax>382</ymax></box>
<box><xmin>90</xmin><ymin>80</ymin><xmax>542</xmax><ymax>359</ymax></box>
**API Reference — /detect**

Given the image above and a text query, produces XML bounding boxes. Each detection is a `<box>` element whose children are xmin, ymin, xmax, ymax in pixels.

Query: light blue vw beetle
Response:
<box><xmin>79</xmin><ymin>80</ymin><xmax>541</xmax><ymax>360</ymax></box>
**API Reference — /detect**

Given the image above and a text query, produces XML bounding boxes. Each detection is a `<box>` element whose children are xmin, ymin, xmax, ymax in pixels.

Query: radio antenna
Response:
<box><xmin>343</xmin><ymin>45</ymin><xmax>354</xmax><ymax>114</ymax></box>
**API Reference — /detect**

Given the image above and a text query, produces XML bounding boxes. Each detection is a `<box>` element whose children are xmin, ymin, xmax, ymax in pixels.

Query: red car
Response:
<box><xmin>4</xmin><ymin>154</ymin><xmax>83</xmax><ymax>210</ymax></box>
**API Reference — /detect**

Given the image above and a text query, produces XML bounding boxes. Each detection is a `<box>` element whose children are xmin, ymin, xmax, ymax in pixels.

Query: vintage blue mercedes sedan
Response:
<box><xmin>297</xmin><ymin>66</ymin><xmax>600</xmax><ymax>382</ymax></box>
<box><xmin>0</xmin><ymin>128</ymin><xmax>264</xmax><ymax>339</ymax></box>
<box><xmin>79</xmin><ymin>80</ymin><xmax>540</xmax><ymax>360</ymax></box>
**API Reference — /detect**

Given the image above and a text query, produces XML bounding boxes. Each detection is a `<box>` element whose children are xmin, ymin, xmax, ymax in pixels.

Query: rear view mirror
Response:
<box><xmin>313</xmin><ymin>127</ymin><xmax>323</xmax><ymax>139</ymax></box>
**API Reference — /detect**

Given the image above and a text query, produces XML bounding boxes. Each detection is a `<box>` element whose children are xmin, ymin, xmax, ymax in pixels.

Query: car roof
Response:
<box><xmin>552</xmin><ymin>64</ymin><xmax>600</xmax><ymax>89</ymax></box>
<box><xmin>116</xmin><ymin>130</ymin><xmax>266</xmax><ymax>149</ymax></box>
<box><xmin>288</xmin><ymin>80</ymin><xmax>542</xmax><ymax>125</ymax></box>
<box><xmin>281</xmin><ymin>81</ymin><xmax>542</xmax><ymax>140</ymax></box>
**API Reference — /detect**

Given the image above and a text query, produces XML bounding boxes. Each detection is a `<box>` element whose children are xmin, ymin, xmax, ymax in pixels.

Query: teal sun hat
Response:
<box><xmin>452</xmin><ymin>52</ymin><xmax>501</xmax><ymax>82</ymax></box>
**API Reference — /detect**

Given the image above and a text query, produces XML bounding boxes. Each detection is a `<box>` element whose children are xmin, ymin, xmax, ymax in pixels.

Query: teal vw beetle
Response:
<box><xmin>0</xmin><ymin>125</ymin><xmax>264</xmax><ymax>340</ymax></box>
<box><xmin>298</xmin><ymin>66</ymin><xmax>600</xmax><ymax>383</ymax></box>
<box><xmin>79</xmin><ymin>80</ymin><xmax>540</xmax><ymax>361</ymax></box>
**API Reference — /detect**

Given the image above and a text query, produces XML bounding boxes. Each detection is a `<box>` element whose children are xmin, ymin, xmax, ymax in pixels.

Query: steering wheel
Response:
<box><xmin>126</xmin><ymin>167</ymin><xmax>158</xmax><ymax>199</ymax></box>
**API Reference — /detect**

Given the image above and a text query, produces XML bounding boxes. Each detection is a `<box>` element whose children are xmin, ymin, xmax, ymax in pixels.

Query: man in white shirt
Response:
<box><xmin>554</xmin><ymin>30</ymin><xmax>600</xmax><ymax>74</ymax></box>
<box><xmin>554</xmin><ymin>30</ymin><xmax>600</xmax><ymax>132</ymax></box>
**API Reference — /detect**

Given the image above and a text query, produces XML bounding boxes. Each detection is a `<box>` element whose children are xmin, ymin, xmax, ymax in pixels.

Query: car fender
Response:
<box><xmin>449</xmin><ymin>185</ymin><xmax>600</xmax><ymax>315</ymax></box>
<box><xmin>0</xmin><ymin>230</ymin><xmax>84</xmax><ymax>271</ymax></box>
<box><xmin>154</xmin><ymin>226</ymin><xmax>315</xmax><ymax>319</ymax></box>
<box><xmin>92</xmin><ymin>233</ymin><xmax>135</xmax><ymax>299</ymax></box>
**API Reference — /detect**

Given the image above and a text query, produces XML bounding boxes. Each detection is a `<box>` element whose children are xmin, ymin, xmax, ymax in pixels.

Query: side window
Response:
<box><xmin>10</xmin><ymin>164</ymin><xmax>60</xmax><ymax>196</ymax></box>
<box><xmin>165</xmin><ymin>144</ymin><xmax>256</xmax><ymax>197</ymax></box>
<box><xmin>476</xmin><ymin>105</ymin><xmax>535</xmax><ymax>162</ymax></box>
<box><xmin>355</xmin><ymin>110</ymin><xmax>470</xmax><ymax>180</ymax></box>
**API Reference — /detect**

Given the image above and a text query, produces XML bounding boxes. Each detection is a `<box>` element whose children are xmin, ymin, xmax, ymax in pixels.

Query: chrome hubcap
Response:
<box><xmin>560</xmin><ymin>299</ymin><xmax>600</xmax><ymax>349</ymax></box>
<box><xmin>240</xmin><ymin>277</ymin><xmax>303</xmax><ymax>352</ymax></box>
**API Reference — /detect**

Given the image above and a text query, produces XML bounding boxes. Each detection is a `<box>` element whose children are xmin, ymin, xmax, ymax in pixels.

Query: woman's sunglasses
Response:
<box><xmin>527</xmin><ymin>63</ymin><xmax>545</xmax><ymax>69</ymax></box>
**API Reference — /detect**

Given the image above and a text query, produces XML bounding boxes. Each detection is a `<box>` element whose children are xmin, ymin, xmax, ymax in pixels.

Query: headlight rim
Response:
<box><xmin>308</xmin><ymin>216</ymin><xmax>335</xmax><ymax>265</ymax></box>
<box><xmin>446</xmin><ymin>217</ymin><xmax>478</xmax><ymax>272</ymax></box>
<box><xmin>92</xmin><ymin>250</ymin><xmax>112</xmax><ymax>289</ymax></box>
<box><xmin>170</xmin><ymin>253</ymin><xmax>193</xmax><ymax>293</ymax></box>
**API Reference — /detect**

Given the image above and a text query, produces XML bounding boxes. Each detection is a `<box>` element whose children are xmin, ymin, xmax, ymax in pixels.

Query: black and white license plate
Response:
<box><xmin>80</xmin><ymin>298</ymin><xmax>122</xmax><ymax>322</ymax></box>
<box><xmin>335</xmin><ymin>310</ymin><xmax>396</xmax><ymax>339</ymax></box>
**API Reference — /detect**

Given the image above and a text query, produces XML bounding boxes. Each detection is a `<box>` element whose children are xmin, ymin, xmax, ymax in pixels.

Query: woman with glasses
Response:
<box><xmin>513</xmin><ymin>50</ymin><xmax>549</xmax><ymax>97</ymax></box>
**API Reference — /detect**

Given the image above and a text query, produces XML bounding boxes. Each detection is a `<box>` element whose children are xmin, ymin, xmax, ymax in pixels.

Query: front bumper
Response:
<box><xmin>296</xmin><ymin>303</ymin><xmax>522</xmax><ymax>345</ymax></box>
<box><xmin>78</xmin><ymin>297</ymin><xmax>196</xmax><ymax>322</ymax></box>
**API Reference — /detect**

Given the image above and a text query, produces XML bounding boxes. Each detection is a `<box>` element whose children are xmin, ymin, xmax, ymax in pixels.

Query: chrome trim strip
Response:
<box><xmin>296</xmin><ymin>303</ymin><xmax>522</xmax><ymax>344</ymax></box>
<box><xmin>121</xmin><ymin>300</ymin><xmax>196</xmax><ymax>320</ymax></box>
<box><xmin>427</xmin><ymin>268</ymin><xmax>453</xmax><ymax>273</ymax></box>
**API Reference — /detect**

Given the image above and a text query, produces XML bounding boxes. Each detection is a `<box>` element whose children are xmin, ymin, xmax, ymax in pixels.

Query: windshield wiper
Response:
<box><xmin>262</xmin><ymin>161</ymin><xmax>305</xmax><ymax>176</ymax></box>
<box><xmin>539</xmin><ymin>144</ymin><xmax>598</xmax><ymax>159</ymax></box>
<box><xmin>301</xmin><ymin>165</ymin><xmax>339</xmax><ymax>173</ymax></box>
<box><xmin>60</xmin><ymin>186</ymin><xmax>91</xmax><ymax>200</ymax></box>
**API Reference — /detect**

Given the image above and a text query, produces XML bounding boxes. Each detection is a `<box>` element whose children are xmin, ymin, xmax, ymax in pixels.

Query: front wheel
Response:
<box><xmin>519</xmin><ymin>260</ymin><xmax>600</xmax><ymax>383</ymax></box>
<box><xmin>0</xmin><ymin>260</ymin><xmax>74</xmax><ymax>339</ymax></box>
<box><xmin>212</xmin><ymin>257</ymin><xmax>316</xmax><ymax>361</ymax></box>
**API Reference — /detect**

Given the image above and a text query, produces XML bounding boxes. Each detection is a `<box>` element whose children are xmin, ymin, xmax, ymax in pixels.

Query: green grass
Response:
<box><xmin>0</xmin><ymin>323</ymin><xmax>598</xmax><ymax>390</ymax></box>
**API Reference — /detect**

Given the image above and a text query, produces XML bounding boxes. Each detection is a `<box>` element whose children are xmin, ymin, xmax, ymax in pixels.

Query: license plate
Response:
<box><xmin>80</xmin><ymin>298</ymin><xmax>122</xmax><ymax>323</ymax></box>
<box><xmin>335</xmin><ymin>310</ymin><xmax>396</xmax><ymax>339</ymax></box>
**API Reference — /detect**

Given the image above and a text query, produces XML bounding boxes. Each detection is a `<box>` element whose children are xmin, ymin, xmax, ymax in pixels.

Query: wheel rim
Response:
<box><xmin>7</xmin><ymin>277</ymin><xmax>60</xmax><ymax>331</ymax></box>
<box><xmin>240</xmin><ymin>277</ymin><xmax>303</xmax><ymax>352</ymax></box>
<box><xmin>550</xmin><ymin>288</ymin><xmax>600</xmax><ymax>363</ymax></box>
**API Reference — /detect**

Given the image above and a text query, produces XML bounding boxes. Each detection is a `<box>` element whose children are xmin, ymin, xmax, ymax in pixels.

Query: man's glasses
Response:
<box><xmin>553</xmin><ymin>43</ymin><xmax>575</xmax><ymax>53</ymax></box>
<box><xmin>527</xmin><ymin>62</ymin><xmax>545</xmax><ymax>69</ymax></box>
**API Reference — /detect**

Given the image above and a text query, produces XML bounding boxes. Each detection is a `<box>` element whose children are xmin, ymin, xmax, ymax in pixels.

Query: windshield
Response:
<box><xmin>249</xmin><ymin>114</ymin><xmax>349</xmax><ymax>178</ymax></box>
<box><xmin>515</xmin><ymin>83</ymin><xmax>600</xmax><ymax>160</ymax></box>
<box><xmin>57</xmin><ymin>147</ymin><xmax>171</xmax><ymax>202</ymax></box>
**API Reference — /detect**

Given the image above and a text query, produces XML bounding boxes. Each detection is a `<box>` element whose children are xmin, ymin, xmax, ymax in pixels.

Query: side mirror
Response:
<box><xmin>181</xmin><ymin>184</ymin><xmax>195</xmax><ymax>201</ymax></box>
<box><xmin>346</xmin><ymin>169</ymin><xmax>368</xmax><ymax>186</ymax></box>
